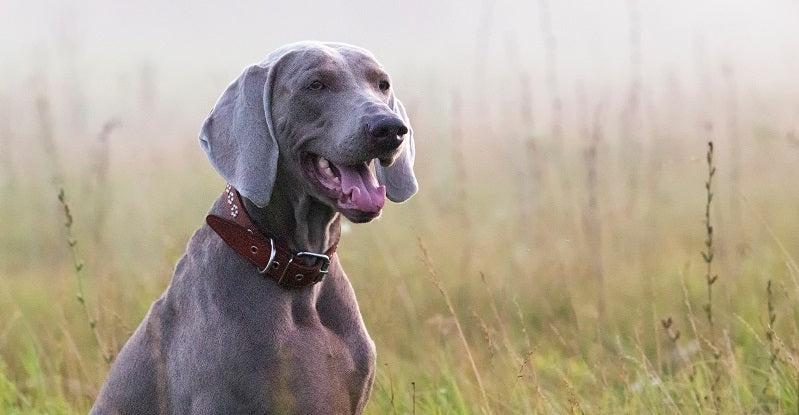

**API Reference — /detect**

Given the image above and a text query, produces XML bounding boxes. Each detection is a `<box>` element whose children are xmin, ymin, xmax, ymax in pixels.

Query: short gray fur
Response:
<box><xmin>91</xmin><ymin>41</ymin><xmax>417</xmax><ymax>414</ymax></box>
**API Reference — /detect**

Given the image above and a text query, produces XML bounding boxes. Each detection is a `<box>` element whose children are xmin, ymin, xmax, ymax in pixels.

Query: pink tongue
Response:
<box><xmin>336</xmin><ymin>163</ymin><xmax>386</xmax><ymax>212</ymax></box>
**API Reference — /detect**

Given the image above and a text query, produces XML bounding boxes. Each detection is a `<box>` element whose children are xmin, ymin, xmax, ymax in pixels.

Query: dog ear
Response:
<box><xmin>199</xmin><ymin>61</ymin><xmax>280</xmax><ymax>208</ymax></box>
<box><xmin>376</xmin><ymin>94</ymin><xmax>418</xmax><ymax>203</ymax></box>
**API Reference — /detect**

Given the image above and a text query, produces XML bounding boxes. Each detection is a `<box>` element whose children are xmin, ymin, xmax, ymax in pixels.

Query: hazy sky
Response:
<box><xmin>3</xmin><ymin>0</ymin><xmax>798</xmax><ymax>78</ymax></box>
<box><xmin>2</xmin><ymin>0</ymin><xmax>799</xmax><ymax>122</ymax></box>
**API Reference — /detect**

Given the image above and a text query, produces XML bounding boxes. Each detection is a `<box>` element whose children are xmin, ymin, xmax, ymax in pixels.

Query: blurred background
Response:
<box><xmin>2</xmin><ymin>0</ymin><xmax>799</xmax><ymax>413</ymax></box>
<box><xmin>4</xmin><ymin>0</ymin><xmax>799</xmax><ymax>146</ymax></box>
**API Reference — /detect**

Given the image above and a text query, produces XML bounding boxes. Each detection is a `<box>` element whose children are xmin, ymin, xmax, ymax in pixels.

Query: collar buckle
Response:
<box><xmin>274</xmin><ymin>251</ymin><xmax>330</xmax><ymax>286</ymax></box>
<box><xmin>296</xmin><ymin>251</ymin><xmax>330</xmax><ymax>283</ymax></box>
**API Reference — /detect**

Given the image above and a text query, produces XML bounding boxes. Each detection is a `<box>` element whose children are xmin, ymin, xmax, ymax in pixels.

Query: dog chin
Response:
<box><xmin>340</xmin><ymin>207</ymin><xmax>382</xmax><ymax>223</ymax></box>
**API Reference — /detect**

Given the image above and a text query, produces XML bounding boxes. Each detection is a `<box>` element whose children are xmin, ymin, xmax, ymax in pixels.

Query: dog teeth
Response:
<box><xmin>317</xmin><ymin>157</ymin><xmax>339</xmax><ymax>182</ymax></box>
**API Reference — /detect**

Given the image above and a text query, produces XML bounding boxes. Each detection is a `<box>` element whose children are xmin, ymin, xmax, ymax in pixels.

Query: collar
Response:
<box><xmin>206</xmin><ymin>184</ymin><xmax>338</xmax><ymax>289</ymax></box>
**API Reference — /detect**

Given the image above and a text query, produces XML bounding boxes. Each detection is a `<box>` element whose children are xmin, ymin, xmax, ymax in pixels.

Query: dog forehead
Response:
<box><xmin>330</xmin><ymin>45</ymin><xmax>387</xmax><ymax>76</ymax></box>
<box><xmin>293</xmin><ymin>48</ymin><xmax>347</xmax><ymax>73</ymax></box>
<box><xmin>280</xmin><ymin>43</ymin><xmax>384</xmax><ymax>77</ymax></box>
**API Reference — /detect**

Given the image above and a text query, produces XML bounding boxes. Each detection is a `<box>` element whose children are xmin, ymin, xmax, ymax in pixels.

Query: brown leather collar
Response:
<box><xmin>206</xmin><ymin>184</ymin><xmax>338</xmax><ymax>289</ymax></box>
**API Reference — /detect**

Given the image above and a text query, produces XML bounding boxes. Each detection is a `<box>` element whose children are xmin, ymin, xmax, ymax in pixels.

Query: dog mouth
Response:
<box><xmin>305</xmin><ymin>154</ymin><xmax>386</xmax><ymax>220</ymax></box>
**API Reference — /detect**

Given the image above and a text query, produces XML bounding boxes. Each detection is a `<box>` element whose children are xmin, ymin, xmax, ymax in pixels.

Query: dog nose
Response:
<box><xmin>367</xmin><ymin>115</ymin><xmax>408</xmax><ymax>151</ymax></box>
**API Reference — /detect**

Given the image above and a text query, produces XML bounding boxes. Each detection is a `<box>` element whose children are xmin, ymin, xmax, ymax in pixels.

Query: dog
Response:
<box><xmin>90</xmin><ymin>41</ymin><xmax>417</xmax><ymax>414</ymax></box>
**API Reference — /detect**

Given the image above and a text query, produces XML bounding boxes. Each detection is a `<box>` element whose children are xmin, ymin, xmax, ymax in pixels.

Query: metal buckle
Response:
<box><xmin>298</xmin><ymin>252</ymin><xmax>331</xmax><ymax>283</ymax></box>
<box><xmin>257</xmin><ymin>238</ymin><xmax>277</xmax><ymax>275</ymax></box>
<box><xmin>275</xmin><ymin>251</ymin><xmax>330</xmax><ymax>286</ymax></box>
<box><xmin>296</xmin><ymin>251</ymin><xmax>331</xmax><ymax>275</ymax></box>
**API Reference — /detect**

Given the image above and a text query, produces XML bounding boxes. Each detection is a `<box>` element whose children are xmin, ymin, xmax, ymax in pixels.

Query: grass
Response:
<box><xmin>2</xmin><ymin>58</ymin><xmax>799</xmax><ymax>415</ymax></box>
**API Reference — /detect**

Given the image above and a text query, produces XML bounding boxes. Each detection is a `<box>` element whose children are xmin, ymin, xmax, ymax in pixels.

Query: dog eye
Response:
<box><xmin>308</xmin><ymin>80</ymin><xmax>325</xmax><ymax>91</ymax></box>
<box><xmin>378</xmin><ymin>80</ymin><xmax>390</xmax><ymax>92</ymax></box>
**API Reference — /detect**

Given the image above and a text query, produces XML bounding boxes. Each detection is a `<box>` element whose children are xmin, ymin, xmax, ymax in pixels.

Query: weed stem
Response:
<box><xmin>58</xmin><ymin>187</ymin><xmax>112</xmax><ymax>364</ymax></box>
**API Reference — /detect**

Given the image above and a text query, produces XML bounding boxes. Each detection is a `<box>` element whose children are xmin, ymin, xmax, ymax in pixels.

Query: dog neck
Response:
<box><xmin>243</xmin><ymin>177</ymin><xmax>341</xmax><ymax>256</ymax></box>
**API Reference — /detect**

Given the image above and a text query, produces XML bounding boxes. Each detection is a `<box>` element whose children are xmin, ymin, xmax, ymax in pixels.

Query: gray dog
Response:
<box><xmin>91</xmin><ymin>41</ymin><xmax>417</xmax><ymax>414</ymax></box>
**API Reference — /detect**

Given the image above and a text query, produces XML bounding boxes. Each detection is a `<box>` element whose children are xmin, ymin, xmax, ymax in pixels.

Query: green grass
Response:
<box><xmin>2</xmin><ymin>82</ymin><xmax>799</xmax><ymax>414</ymax></box>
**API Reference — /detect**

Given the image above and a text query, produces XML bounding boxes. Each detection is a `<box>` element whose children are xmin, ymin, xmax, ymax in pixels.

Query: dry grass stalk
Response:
<box><xmin>760</xmin><ymin>280</ymin><xmax>780</xmax><ymax>411</ymax></box>
<box><xmin>722</xmin><ymin>63</ymin><xmax>742</xmax><ymax>230</ymax></box>
<box><xmin>88</xmin><ymin>119</ymin><xmax>120</xmax><ymax>243</ymax></box>
<box><xmin>622</xmin><ymin>0</ymin><xmax>643</xmax><ymax>214</ymax></box>
<box><xmin>411</xmin><ymin>381</ymin><xmax>416</xmax><ymax>415</ymax></box>
<box><xmin>57</xmin><ymin>187</ymin><xmax>112</xmax><ymax>364</ymax></box>
<box><xmin>702</xmin><ymin>142</ymin><xmax>718</xmax><ymax>335</ymax></box>
<box><xmin>417</xmin><ymin>237</ymin><xmax>490</xmax><ymax>413</ymax></box>
<box><xmin>578</xmin><ymin>82</ymin><xmax>606</xmax><ymax>327</ymax></box>
<box><xmin>480</xmin><ymin>272</ymin><xmax>518</xmax><ymax>362</ymax></box>
<box><xmin>701</xmin><ymin>141</ymin><xmax>723</xmax><ymax>412</ymax></box>
<box><xmin>450</xmin><ymin>89</ymin><xmax>473</xmax><ymax>277</ymax></box>
<box><xmin>536</xmin><ymin>0</ymin><xmax>562</xmax><ymax>149</ymax></box>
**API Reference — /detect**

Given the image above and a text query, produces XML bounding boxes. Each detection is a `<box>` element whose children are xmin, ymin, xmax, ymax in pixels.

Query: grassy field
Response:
<box><xmin>2</xmin><ymin>50</ymin><xmax>799</xmax><ymax>414</ymax></box>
